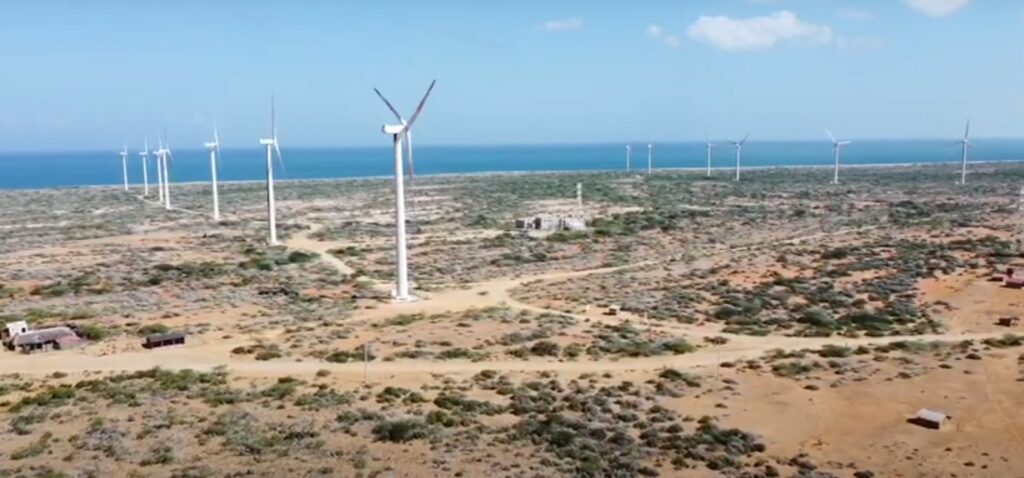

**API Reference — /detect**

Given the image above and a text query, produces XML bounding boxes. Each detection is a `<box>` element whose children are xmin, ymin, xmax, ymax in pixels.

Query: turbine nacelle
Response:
<box><xmin>382</xmin><ymin>124</ymin><xmax>405</xmax><ymax>135</ymax></box>
<box><xmin>259</xmin><ymin>138</ymin><xmax>276</xmax><ymax>146</ymax></box>
<box><xmin>204</xmin><ymin>142</ymin><xmax>218</xmax><ymax>149</ymax></box>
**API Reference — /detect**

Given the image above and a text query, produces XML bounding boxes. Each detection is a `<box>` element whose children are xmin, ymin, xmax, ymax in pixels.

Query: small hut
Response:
<box><xmin>143</xmin><ymin>331</ymin><xmax>186</xmax><ymax>349</ymax></box>
<box><xmin>997</xmin><ymin>317</ymin><xmax>1021</xmax><ymax>327</ymax></box>
<box><xmin>910</xmin><ymin>409</ymin><xmax>950</xmax><ymax>430</ymax></box>
<box><xmin>2</xmin><ymin>321</ymin><xmax>29</xmax><ymax>344</ymax></box>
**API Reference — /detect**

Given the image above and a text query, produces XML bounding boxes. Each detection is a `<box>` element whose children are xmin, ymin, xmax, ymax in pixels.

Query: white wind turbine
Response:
<box><xmin>729</xmin><ymin>134</ymin><xmax>750</xmax><ymax>181</ymax></box>
<box><xmin>158</xmin><ymin>136</ymin><xmax>174</xmax><ymax>210</ymax></box>
<box><xmin>204</xmin><ymin>124</ymin><xmax>222</xmax><ymax>221</ymax></box>
<box><xmin>154</xmin><ymin>138</ymin><xmax>165</xmax><ymax>204</ymax></box>
<box><xmin>625</xmin><ymin>145</ymin><xmax>631</xmax><ymax>171</ymax></box>
<box><xmin>139</xmin><ymin>137</ymin><xmax>150</xmax><ymax>197</ymax></box>
<box><xmin>647</xmin><ymin>143</ymin><xmax>653</xmax><ymax>175</ymax></box>
<box><xmin>259</xmin><ymin>97</ymin><xmax>284</xmax><ymax>245</ymax></box>
<box><xmin>826</xmin><ymin>129</ymin><xmax>851</xmax><ymax>185</ymax></box>
<box><xmin>119</xmin><ymin>145</ymin><xmax>129</xmax><ymax>192</ymax></box>
<box><xmin>373</xmin><ymin>80</ymin><xmax>436</xmax><ymax>302</ymax></box>
<box><xmin>705</xmin><ymin>133</ymin><xmax>715</xmax><ymax>178</ymax></box>
<box><xmin>957</xmin><ymin>120</ymin><xmax>972</xmax><ymax>185</ymax></box>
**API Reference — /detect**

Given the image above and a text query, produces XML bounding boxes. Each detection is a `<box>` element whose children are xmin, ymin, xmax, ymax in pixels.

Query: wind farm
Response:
<box><xmin>2</xmin><ymin>2</ymin><xmax>1024</xmax><ymax>478</ymax></box>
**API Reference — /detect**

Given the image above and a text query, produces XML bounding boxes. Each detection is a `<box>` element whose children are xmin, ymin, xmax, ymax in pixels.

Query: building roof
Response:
<box><xmin>915</xmin><ymin>408</ymin><xmax>948</xmax><ymax>423</ymax></box>
<box><xmin>12</xmin><ymin>327</ymin><xmax>77</xmax><ymax>346</ymax></box>
<box><xmin>145</xmin><ymin>331</ymin><xmax>186</xmax><ymax>343</ymax></box>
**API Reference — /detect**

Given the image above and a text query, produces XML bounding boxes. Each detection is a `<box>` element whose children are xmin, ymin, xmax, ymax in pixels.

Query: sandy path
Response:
<box><xmin>0</xmin><ymin>219</ymin><xmax>969</xmax><ymax>380</ymax></box>
<box><xmin>284</xmin><ymin>223</ymin><xmax>355</xmax><ymax>275</ymax></box>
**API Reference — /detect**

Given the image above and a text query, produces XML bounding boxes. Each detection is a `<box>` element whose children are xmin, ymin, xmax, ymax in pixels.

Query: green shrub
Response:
<box><xmin>371</xmin><ymin>418</ymin><xmax>431</xmax><ymax>443</ymax></box>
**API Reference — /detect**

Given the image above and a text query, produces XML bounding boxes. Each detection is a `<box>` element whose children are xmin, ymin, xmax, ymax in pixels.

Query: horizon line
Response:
<box><xmin>3</xmin><ymin>136</ymin><xmax>1024</xmax><ymax>155</ymax></box>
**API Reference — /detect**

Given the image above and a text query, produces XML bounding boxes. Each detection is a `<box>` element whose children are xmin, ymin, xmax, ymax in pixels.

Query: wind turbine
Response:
<box><xmin>373</xmin><ymin>79</ymin><xmax>436</xmax><ymax>302</ymax></box>
<box><xmin>204</xmin><ymin>124</ymin><xmax>222</xmax><ymax>221</ymax></box>
<box><xmin>826</xmin><ymin>129</ymin><xmax>851</xmax><ymax>185</ymax></box>
<box><xmin>154</xmin><ymin>138</ymin><xmax>165</xmax><ymax>204</ymax></box>
<box><xmin>647</xmin><ymin>143</ymin><xmax>653</xmax><ymax>175</ymax></box>
<box><xmin>259</xmin><ymin>96</ymin><xmax>284</xmax><ymax>245</ymax></box>
<box><xmin>957</xmin><ymin>120</ymin><xmax>972</xmax><ymax>185</ymax></box>
<box><xmin>119</xmin><ymin>145</ymin><xmax>129</xmax><ymax>192</ymax></box>
<box><xmin>139</xmin><ymin>137</ymin><xmax>150</xmax><ymax>197</ymax></box>
<box><xmin>159</xmin><ymin>137</ymin><xmax>173</xmax><ymax>210</ymax></box>
<box><xmin>625</xmin><ymin>145</ymin><xmax>631</xmax><ymax>171</ymax></box>
<box><xmin>705</xmin><ymin>134</ymin><xmax>715</xmax><ymax>178</ymax></box>
<box><xmin>729</xmin><ymin>134</ymin><xmax>750</xmax><ymax>181</ymax></box>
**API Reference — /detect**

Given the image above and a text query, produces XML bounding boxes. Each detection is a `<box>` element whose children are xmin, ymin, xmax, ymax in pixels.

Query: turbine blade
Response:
<box><xmin>373</xmin><ymin>88</ymin><xmax>404</xmax><ymax>122</ymax></box>
<box><xmin>964</xmin><ymin>119</ymin><xmax>970</xmax><ymax>140</ymax></box>
<box><xmin>739</xmin><ymin>133</ymin><xmax>750</xmax><ymax>145</ymax></box>
<box><xmin>274</xmin><ymin>142</ymin><xmax>286</xmax><ymax>176</ymax></box>
<box><xmin>839</xmin><ymin>141</ymin><xmax>851</xmax><ymax>146</ymax></box>
<box><xmin>826</xmin><ymin>129</ymin><xmax>836</xmax><ymax>144</ymax></box>
<box><xmin>214</xmin><ymin>121</ymin><xmax>220</xmax><ymax>146</ymax></box>
<box><xmin>270</xmin><ymin>94</ymin><xmax>276</xmax><ymax>140</ymax></box>
<box><xmin>403</xmin><ymin>79</ymin><xmax>436</xmax><ymax>130</ymax></box>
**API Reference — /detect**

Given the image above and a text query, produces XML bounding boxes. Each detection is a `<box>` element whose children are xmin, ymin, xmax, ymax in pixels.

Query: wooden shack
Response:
<box><xmin>998</xmin><ymin>317</ymin><xmax>1021</xmax><ymax>327</ymax></box>
<box><xmin>143</xmin><ymin>331</ymin><xmax>186</xmax><ymax>349</ymax></box>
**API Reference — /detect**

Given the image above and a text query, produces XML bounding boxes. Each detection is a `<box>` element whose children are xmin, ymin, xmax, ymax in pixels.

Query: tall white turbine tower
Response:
<box><xmin>204</xmin><ymin>124</ymin><xmax>222</xmax><ymax>221</ymax></box>
<box><xmin>119</xmin><ymin>145</ymin><xmax>129</xmax><ymax>192</ymax></box>
<box><xmin>159</xmin><ymin>139</ymin><xmax>173</xmax><ymax>210</ymax></box>
<box><xmin>155</xmin><ymin>138</ymin><xmax>165</xmax><ymax>204</ymax></box>
<box><xmin>576</xmin><ymin>182</ymin><xmax>583</xmax><ymax>212</ymax></box>
<box><xmin>705</xmin><ymin>134</ymin><xmax>715</xmax><ymax>178</ymax></box>
<box><xmin>729</xmin><ymin>134</ymin><xmax>750</xmax><ymax>182</ymax></box>
<box><xmin>139</xmin><ymin>137</ymin><xmax>150</xmax><ymax>197</ymax></box>
<box><xmin>373</xmin><ymin>80</ymin><xmax>436</xmax><ymax>302</ymax></box>
<box><xmin>826</xmin><ymin>129</ymin><xmax>851</xmax><ymax>185</ymax></box>
<box><xmin>647</xmin><ymin>143</ymin><xmax>653</xmax><ymax>175</ymax></box>
<box><xmin>957</xmin><ymin>120</ymin><xmax>972</xmax><ymax>185</ymax></box>
<box><xmin>259</xmin><ymin>96</ymin><xmax>284</xmax><ymax>245</ymax></box>
<box><xmin>625</xmin><ymin>145</ymin><xmax>631</xmax><ymax>171</ymax></box>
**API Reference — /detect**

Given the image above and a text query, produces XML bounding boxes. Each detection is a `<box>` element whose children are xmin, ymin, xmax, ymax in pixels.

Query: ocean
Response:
<box><xmin>1</xmin><ymin>139</ymin><xmax>1022</xmax><ymax>190</ymax></box>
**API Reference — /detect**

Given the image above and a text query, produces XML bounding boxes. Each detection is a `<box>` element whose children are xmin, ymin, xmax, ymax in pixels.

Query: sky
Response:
<box><xmin>0</xmin><ymin>0</ymin><xmax>1021</xmax><ymax>151</ymax></box>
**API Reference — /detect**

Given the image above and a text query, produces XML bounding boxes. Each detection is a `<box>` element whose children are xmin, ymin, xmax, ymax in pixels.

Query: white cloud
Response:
<box><xmin>904</xmin><ymin>0</ymin><xmax>970</xmax><ymax>17</ymax></box>
<box><xmin>686</xmin><ymin>11</ymin><xmax>833</xmax><ymax>51</ymax></box>
<box><xmin>838</xmin><ymin>8</ymin><xmax>875</xmax><ymax>21</ymax></box>
<box><xmin>647</xmin><ymin>24</ymin><xmax>681</xmax><ymax>48</ymax></box>
<box><xmin>537</xmin><ymin>17</ymin><xmax>583</xmax><ymax>32</ymax></box>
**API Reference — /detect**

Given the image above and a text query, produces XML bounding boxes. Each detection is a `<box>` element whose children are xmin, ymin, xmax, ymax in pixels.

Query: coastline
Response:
<box><xmin>5</xmin><ymin>158</ymin><xmax>1024</xmax><ymax>192</ymax></box>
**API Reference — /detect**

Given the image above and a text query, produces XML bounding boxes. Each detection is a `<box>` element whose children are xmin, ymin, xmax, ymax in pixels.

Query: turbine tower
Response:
<box><xmin>139</xmin><ymin>137</ymin><xmax>149</xmax><ymax>197</ymax></box>
<box><xmin>159</xmin><ymin>138</ymin><xmax>173</xmax><ymax>210</ymax></box>
<box><xmin>259</xmin><ymin>96</ymin><xmax>284</xmax><ymax>245</ymax></box>
<box><xmin>729</xmin><ymin>134</ymin><xmax>750</xmax><ymax>182</ymax></box>
<box><xmin>119</xmin><ymin>145</ymin><xmax>129</xmax><ymax>192</ymax></box>
<box><xmin>373</xmin><ymin>80</ymin><xmax>436</xmax><ymax>302</ymax></box>
<box><xmin>204</xmin><ymin>124</ymin><xmax>222</xmax><ymax>221</ymax></box>
<box><xmin>576</xmin><ymin>182</ymin><xmax>583</xmax><ymax>213</ymax></box>
<box><xmin>155</xmin><ymin>138</ymin><xmax>165</xmax><ymax>204</ymax></box>
<box><xmin>625</xmin><ymin>145</ymin><xmax>631</xmax><ymax>172</ymax></box>
<box><xmin>705</xmin><ymin>134</ymin><xmax>715</xmax><ymax>178</ymax></box>
<box><xmin>826</xmin><ymin>129</ymin><xmax>851</xmax><ymax>185</ymax></box>
<box><xmin>957</xmin><ymin>120</ymin><xmax>972</xmax><ymax>185</ymax></box>
<box><xmin>647</xmin><ymin>143</ymin><xmax>653</xmax><ymax>175</ymax></box>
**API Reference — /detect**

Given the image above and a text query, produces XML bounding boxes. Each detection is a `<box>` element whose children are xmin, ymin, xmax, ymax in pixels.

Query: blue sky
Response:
<box><xmin>0</xmin><ymin>0</ymin><xmax>1021</xmax><ymax>151</ymax></box>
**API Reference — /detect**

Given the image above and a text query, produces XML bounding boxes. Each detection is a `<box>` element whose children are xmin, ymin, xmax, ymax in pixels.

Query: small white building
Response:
<box><xmin>2</xmin><ymin>321</ymin><xmax>28</xmax><ymax>343</ymax></box>
<box><xmin>912</xmin><ymin>409</ymin><xmax>950</xmax><ymax>430</ymax></box>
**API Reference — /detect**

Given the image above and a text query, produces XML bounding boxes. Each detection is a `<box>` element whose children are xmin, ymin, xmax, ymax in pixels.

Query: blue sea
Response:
<box><xmin>1</xmin><ymin>140</ymin><xmax>1023</xmax><ymax>190</ymax></box>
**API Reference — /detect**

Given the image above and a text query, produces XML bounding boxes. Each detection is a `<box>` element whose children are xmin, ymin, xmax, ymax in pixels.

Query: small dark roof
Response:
<box><xmin>12</xmin><ymin>327</ymin><xmax>77</xmax><ymax>346</ymax></box>
<box><xmin>145</xmin><ymin>331</ymin><xmax>186</xmax><ymax>342</ymax></box>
